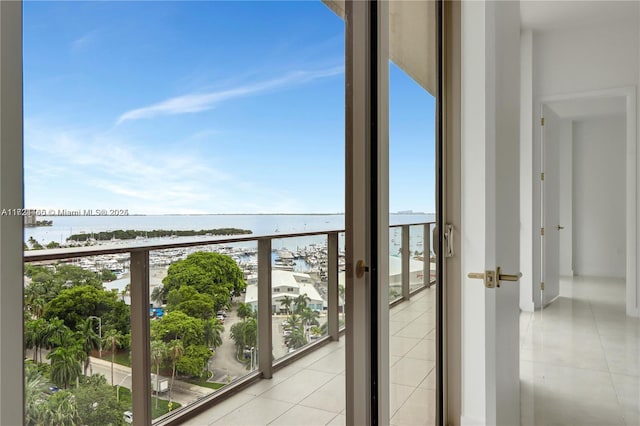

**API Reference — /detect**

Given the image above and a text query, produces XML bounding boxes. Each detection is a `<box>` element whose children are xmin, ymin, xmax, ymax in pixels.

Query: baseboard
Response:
<box><xmin>542</xmin><ymin>294</ymin><xmax>560</xmax><ymax>309</ymax></box>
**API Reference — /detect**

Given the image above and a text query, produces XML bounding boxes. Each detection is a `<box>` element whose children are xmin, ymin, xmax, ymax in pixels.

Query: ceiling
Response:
<box><xmin>520</xmin><ymin>0</ymin><xmax>638</xmax><ymax>32</ymax></box>
<box><xmin>546</xmin><ymin>96</ymin><xmax>626</xmax><ymax>120</ymax></box>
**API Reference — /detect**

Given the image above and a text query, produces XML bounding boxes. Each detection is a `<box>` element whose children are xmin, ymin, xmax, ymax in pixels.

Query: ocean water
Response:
<box><xmin>24</xmin><ymin>213</ymin><xmax>435</xmax><ymax>253</ymax></box>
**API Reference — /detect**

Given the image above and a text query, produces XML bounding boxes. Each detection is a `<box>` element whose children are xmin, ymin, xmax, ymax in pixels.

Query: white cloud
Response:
<box><xmin>116</xmin><ymin>66</ymin><xmax>344</xmax><ymax>124</ymax></box>
<box><xmin>24</xmin><ymin>124</ymin><xmax>314</xmax><ymax>214</ymax></box>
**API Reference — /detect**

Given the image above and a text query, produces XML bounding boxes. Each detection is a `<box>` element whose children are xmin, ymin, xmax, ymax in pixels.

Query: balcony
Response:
<box><xmin>24</xmin><ymin>222</ymin><xmax>435</xmax><ymax>426</ymax></box>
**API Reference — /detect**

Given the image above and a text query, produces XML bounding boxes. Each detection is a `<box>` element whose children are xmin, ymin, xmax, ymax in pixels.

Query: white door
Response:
<box><xmin>460</xmin><ymin>1</ymin><xmax>521</xmax><ymax>424</ymax></box>
<box><xmin>541</xmin><ymin>105</ymin><xmax>561</xmax><ymax>306</ymax></box>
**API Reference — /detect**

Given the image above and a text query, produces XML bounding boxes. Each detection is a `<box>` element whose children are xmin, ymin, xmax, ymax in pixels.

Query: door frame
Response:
<box><xmin>538</xmin><ymin>86</ymin><xmax>637</xmax><ymax>316</ymax></box>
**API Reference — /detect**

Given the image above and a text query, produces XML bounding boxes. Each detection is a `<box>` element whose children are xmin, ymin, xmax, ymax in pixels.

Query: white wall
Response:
<box><xmin>520</xmin><ymin>29</ymin><xmax>535</xmax><ymax>311</ymax></box>
<box><xmin>573</xmin><ymin>116</ymin><xmax>626</xmax><ymax>278</ymax></box>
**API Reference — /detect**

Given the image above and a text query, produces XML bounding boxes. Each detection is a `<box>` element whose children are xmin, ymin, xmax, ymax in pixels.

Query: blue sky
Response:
<box><xmin>23</xmin><ymin>1</ymin><xmax>435</xmax><ymax>215</ymax></box>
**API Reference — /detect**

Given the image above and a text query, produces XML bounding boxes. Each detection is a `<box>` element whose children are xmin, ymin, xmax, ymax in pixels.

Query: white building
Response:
<box><xmin>244</xmin><ymin>270</ymin><xmax>325</xmax><ymax>313</ymax></box>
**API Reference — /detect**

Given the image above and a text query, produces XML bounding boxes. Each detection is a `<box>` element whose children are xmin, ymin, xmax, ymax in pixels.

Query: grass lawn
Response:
<box><xmin>116</xmin><ymin>386</ymin><xmax>180</xmax><ymax>419</ymax></box>
<box><xmin>184</xmin><ymin>375</ymin><xmax>226</xmax><ymax>390</ymax></box>
<box><xmin>101</xmin><ymin>350</ymin><xmax>131</xmax><ymax>367</ymax></box>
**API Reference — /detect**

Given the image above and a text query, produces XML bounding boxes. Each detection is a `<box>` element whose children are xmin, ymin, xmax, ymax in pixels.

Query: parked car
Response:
<box><xmin>123</xmin><ymin>411</ymin><xmax>133</xmax><ymax>424</ymax></box>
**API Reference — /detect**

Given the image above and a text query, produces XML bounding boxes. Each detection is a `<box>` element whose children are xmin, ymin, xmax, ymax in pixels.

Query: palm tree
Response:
<box><xmin>284</xmin><ymin>328</ymin><xmax>307</xmax><ymax>350</ymax></box>
<box><xmin>103</xmin><ymin>329</ymin><xmax>124</xmax><ymax>385</ymax></box>
<box><xmin>167</xmin><ymin>339</ymin><xmax>184</xmax><ymax>405</ymax></box>
<box><xmin>203</xmin><ymin>318</ymin><xmax>224</xmax><ymax>350</ymax></box>
<box><xmin>280</xmin><ymin>295</ymin><xmax>293</xmax><ymax>315</ymax></box>
<box><xmin>44</xmin><ymin>317</ymin><xmax>70</xmax><ymax>351</ymax></box>
<box><xmin>47</xmin><ymin>346</ymin><xmax>82</xmax><ymax>389</ymax></box>
<box><xmin>150</xmin><ymin>340</ymin><xmax>167</xmax><ymax>409</ymax></box>
<box><xmin>120</xmin><ymin>283</ymin><xmax>130</xmax><ymax>302</ymax></box>
<box><xmin>236</xmin><ymin>302</ymin><xmax>254</xmax><ymax>320</ymax></box>
<box><xmin>243</xmin><ymin>317</ymin><xmax>257</xmax><ymax>350</ymax></box>
<box><xmin>300</xmin><ymin>307</ymin><xmax>320</xmax><ymax>339</ymax></box>
<box><xmin>76</xmin><ymin>318</ymin><xmax>100</xmax><ymax>375</ymax></box>
<box><xmin>151</xmin><ymin>286</ymin><xmax>165</xmax><ymax>306</ymax></box>
<box><xmin>293</xmin><ymin>294</ymin><xmax>310</xmax><ymax>314</ymax></box>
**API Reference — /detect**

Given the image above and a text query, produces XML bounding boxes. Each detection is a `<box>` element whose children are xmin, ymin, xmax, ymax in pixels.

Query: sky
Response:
<box><xmin>23</xmin><ymin>1</ymin><xmax>435</xmax><ymax>215</ymax></box>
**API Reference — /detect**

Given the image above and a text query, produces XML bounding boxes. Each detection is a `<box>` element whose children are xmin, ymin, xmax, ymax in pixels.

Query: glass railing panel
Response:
<box><xmin>24</xmin><ymin>255</ymin><xmax>133</xmax><ymax>426</ymax></box>
<box><xmin>147</xmin><ymin>242</ymin><xmax>259</xmax><ymax>421</ymax></box>
<box><xmin>389</xmin><ymin>226</ymin><xmax>403</xmax><ymax>303</ymax></box>
<box><xmin>271</xmin><ymin>235</ymin><xmax>329</xmax><ymax>361</ymax></box>
<box><xmin>409</xmin><ymin>224</ymin><xmax>427</xmax><ymax>293</ymax></box>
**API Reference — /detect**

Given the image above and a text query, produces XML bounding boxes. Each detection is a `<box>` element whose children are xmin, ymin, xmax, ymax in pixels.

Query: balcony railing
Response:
<box><xmin>24</xmin><ymin>221</ymin><xmax>435</xmax><ymax>425</ymax></box>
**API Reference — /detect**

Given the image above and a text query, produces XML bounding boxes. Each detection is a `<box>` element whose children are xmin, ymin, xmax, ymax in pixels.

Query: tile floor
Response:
<box><xmin>182</xmin><ymin>276</ymin><xmax>640</xmax><ymax>425</ymax></box>
<box><xmin>521</xmin><ymin>276</ymin><xmax>640</xmax><ymax>426</ymax></box>
<box><xmin>182</xmin><ymin>287</ymin><xmax>436</xmax><ymax>426</ymax></box>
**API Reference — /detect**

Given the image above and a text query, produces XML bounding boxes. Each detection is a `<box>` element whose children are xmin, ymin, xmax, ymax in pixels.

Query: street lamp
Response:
<box><xmin>88</xmin><ymin>315</ymin><xmax>102</xmax><ymax>358</ymax></box>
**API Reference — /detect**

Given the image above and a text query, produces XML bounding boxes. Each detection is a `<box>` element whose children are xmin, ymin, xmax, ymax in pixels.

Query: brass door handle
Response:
<box><xmin>468</xmin><ymin>266</ymin><xmax>522</xmax><ymax>288</ymax></box>
<box><xmin>557</xmin><ymin>225</ymin><xmax>565</xmax><ymax>231</ymax></box>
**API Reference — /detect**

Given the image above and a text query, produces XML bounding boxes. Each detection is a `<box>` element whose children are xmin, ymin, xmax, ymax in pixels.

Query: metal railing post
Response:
<box><xmin>257</xmin><ymin>238</ymin><xmax>273</xmax><ymax>379</ymax></box>
<box><xmin>327</xmin><ymin>232</ymin><xmax>339</xmax><ymax>341</ymax></box>
<box><xmin>401</xmin><ymin>225</ymin><xmax>410</xmax><ymax>300</ymax></box>
<box><xmin>130</xmin><ymin>250</ymin><xmax>151</xmax><ymax>425</ymax></box>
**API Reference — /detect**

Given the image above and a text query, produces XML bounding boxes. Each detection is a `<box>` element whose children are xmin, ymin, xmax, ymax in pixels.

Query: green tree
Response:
<box><xmin>175</xmin><ymin>344</ymin><xmax>212</xmax><ymax>377</ymax></box>
<box><xmin>72</xmin><ymin>377</ymin><xmax>126</xmax><ymax>426</ymax></box>
<box><xmin>236</xmin><ymin>302</ymin><xmax>254</xmax><ymax>320</ymax></box>
<box><xmin>230</xmin><ymin>317</ymin><xmax>257</xmax><ymax>358</ymax></box>
<box><xmin>166</xmin><ymin>285</ymin><xmax>216</xmax><ymax>320</ymax></box>
<box><xmin>162</xmin><ymin>252</ymin><xmax>246</xmax><ymax>312</ymax></box>
<box><xmin>41</xmin><ymin>390</ymin><xmax>80</xmax><ymax>426</ymax></box>
<box><xmin>151</xmin><ymin>311</ymin><xmax>204</xmax><ymax>347</ymax></box>
<box><xmin>47</xmin><ymin>346</ymin><xmax>82</xmax><ymax>389</ymax></box>
<box><xmin>280</xmin><ymin>295</ymin><xmax>293</xmax><ymax>315</ymax></box>
<box><xmin>46</xmin><ymin>241</ymin><xmax>61</xmax><ymax>249</ymax></box>
<box><xmin>44</xmin><ymin>285</ymin><xmax>129</xmax><ymax>335</ymax></box>
<box><xmin>150</xmin><ymin>340</ymin><xmax>168</xmax><ymax>410</ymax></box>
<box><xmin>293</xmin><ymin>294</ymin><xmax>310</xmax><ymax>314</ymax></box>
<box><xmin>76</xmin><ymin>318</ymin><xmax>100</xmax><ymax>375</ymax></box>
<box><xmin>103</xmin><ymin>329</ymin><xmax>124</xmax><ymax>385</ymax></box>
<box><xmin>167</xmin><ymin>339</ymin><xmax>184</xmax><ymax>405</ymax></box>
<box><xmin>151</xmin><ymin>286</ymin><xmax>165</xmax><ymax>306</ymax></box>
<box><xmin>203</xmin><ymin>318</ymin><xmax>224</xmax><ymax>350</ymax></box>
<box><xmin>100</xmin><ymin>268</ymin><xmax>117</xmax><ymax>282</ymax></box>
<box><xmin>300</xmin><ymin>307</ymin><xmax>320</xmax><ymax>339</ymax></box>
<box><xmin>285</xmin><ymin>328</ymin><xmax>307</xmax><ymax>350</ymax></box>
<box><xmin>25</xmin><ymin>362</ymin><xmax>48</xmax><ymax>425</ymax></box>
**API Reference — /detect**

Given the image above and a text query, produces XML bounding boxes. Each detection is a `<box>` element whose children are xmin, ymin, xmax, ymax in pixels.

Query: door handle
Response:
<box><xmin>468</xmin><ymin>266</ymin><xmax>522</xmax><ymax>288</ymax></box>
<box><xmin>557</xmin><ymin>225</ymin><xmax>565</xmax><ymax>231</ymax></box>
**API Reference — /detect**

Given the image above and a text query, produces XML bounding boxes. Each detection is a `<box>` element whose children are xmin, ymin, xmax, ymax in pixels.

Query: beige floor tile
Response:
<box><xmin>325</xmin><ymin>413</ymin><xmax>346</xmax><ymax>425</ymax></box>
<box><xmin>610</xmin><ymin>373</ymin><xmax>640</xmax><ymax>426</ymax></box>
<box><xmin>520</xmin><ymin>361</ymin><xmax>625</xmax><ymax>426</ymax></box>
<box><xmin>404</xmin><ymin>339</ymin><xmax>435</xmax><ymax>361</ymax></box>
<box><xmin>259</xmin><ymin>369</ymin><xmax>336</xmax><ymax>404</ymax></box>
<box><xmin>390</xmin><ymin>383</ymin><xmax>415</xmax><ymax>416</ymax></box>
<box><xmin>391</xmin><ymin>388</ymin><xmax>435</xmax><ymax>426</ymax></box>
<box><xmin>390</xmin><ymin>357</ymin><xmax>433</xmax><ymax>387</ymax></box>
<box><xmin>268</xmin><ymin>405</ymin><xmax>337</xmax><ymax>426</ymax></box>
<box><xmin>180</xmin><ymin>392</ymin><xmax>256</xmax><ymax>425</ymax></box>
<box><xmin>306</xmin><ymin>348</ymin><xmax>345</xmax><ymax>374</ymax></box>
<box><xmin>390</xmin><ymin>336</ymin><xmax>421</xmax><ymax>357</ymax></box>
<box><xmin>298</xmin><ymin>375</ymin><xmax>345</xmax><ymax>414</ymax></box>
<box><xmin>210</xmin><ymin>396</ymin><xmax>293</xmax><ymax>426</ymax></box>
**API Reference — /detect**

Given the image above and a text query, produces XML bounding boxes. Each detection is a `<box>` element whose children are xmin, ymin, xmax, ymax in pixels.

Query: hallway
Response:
<box><xmin>521</xmin><ymin>276</ymin><xmax>640</xmax><ymax>425</ymax></box>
